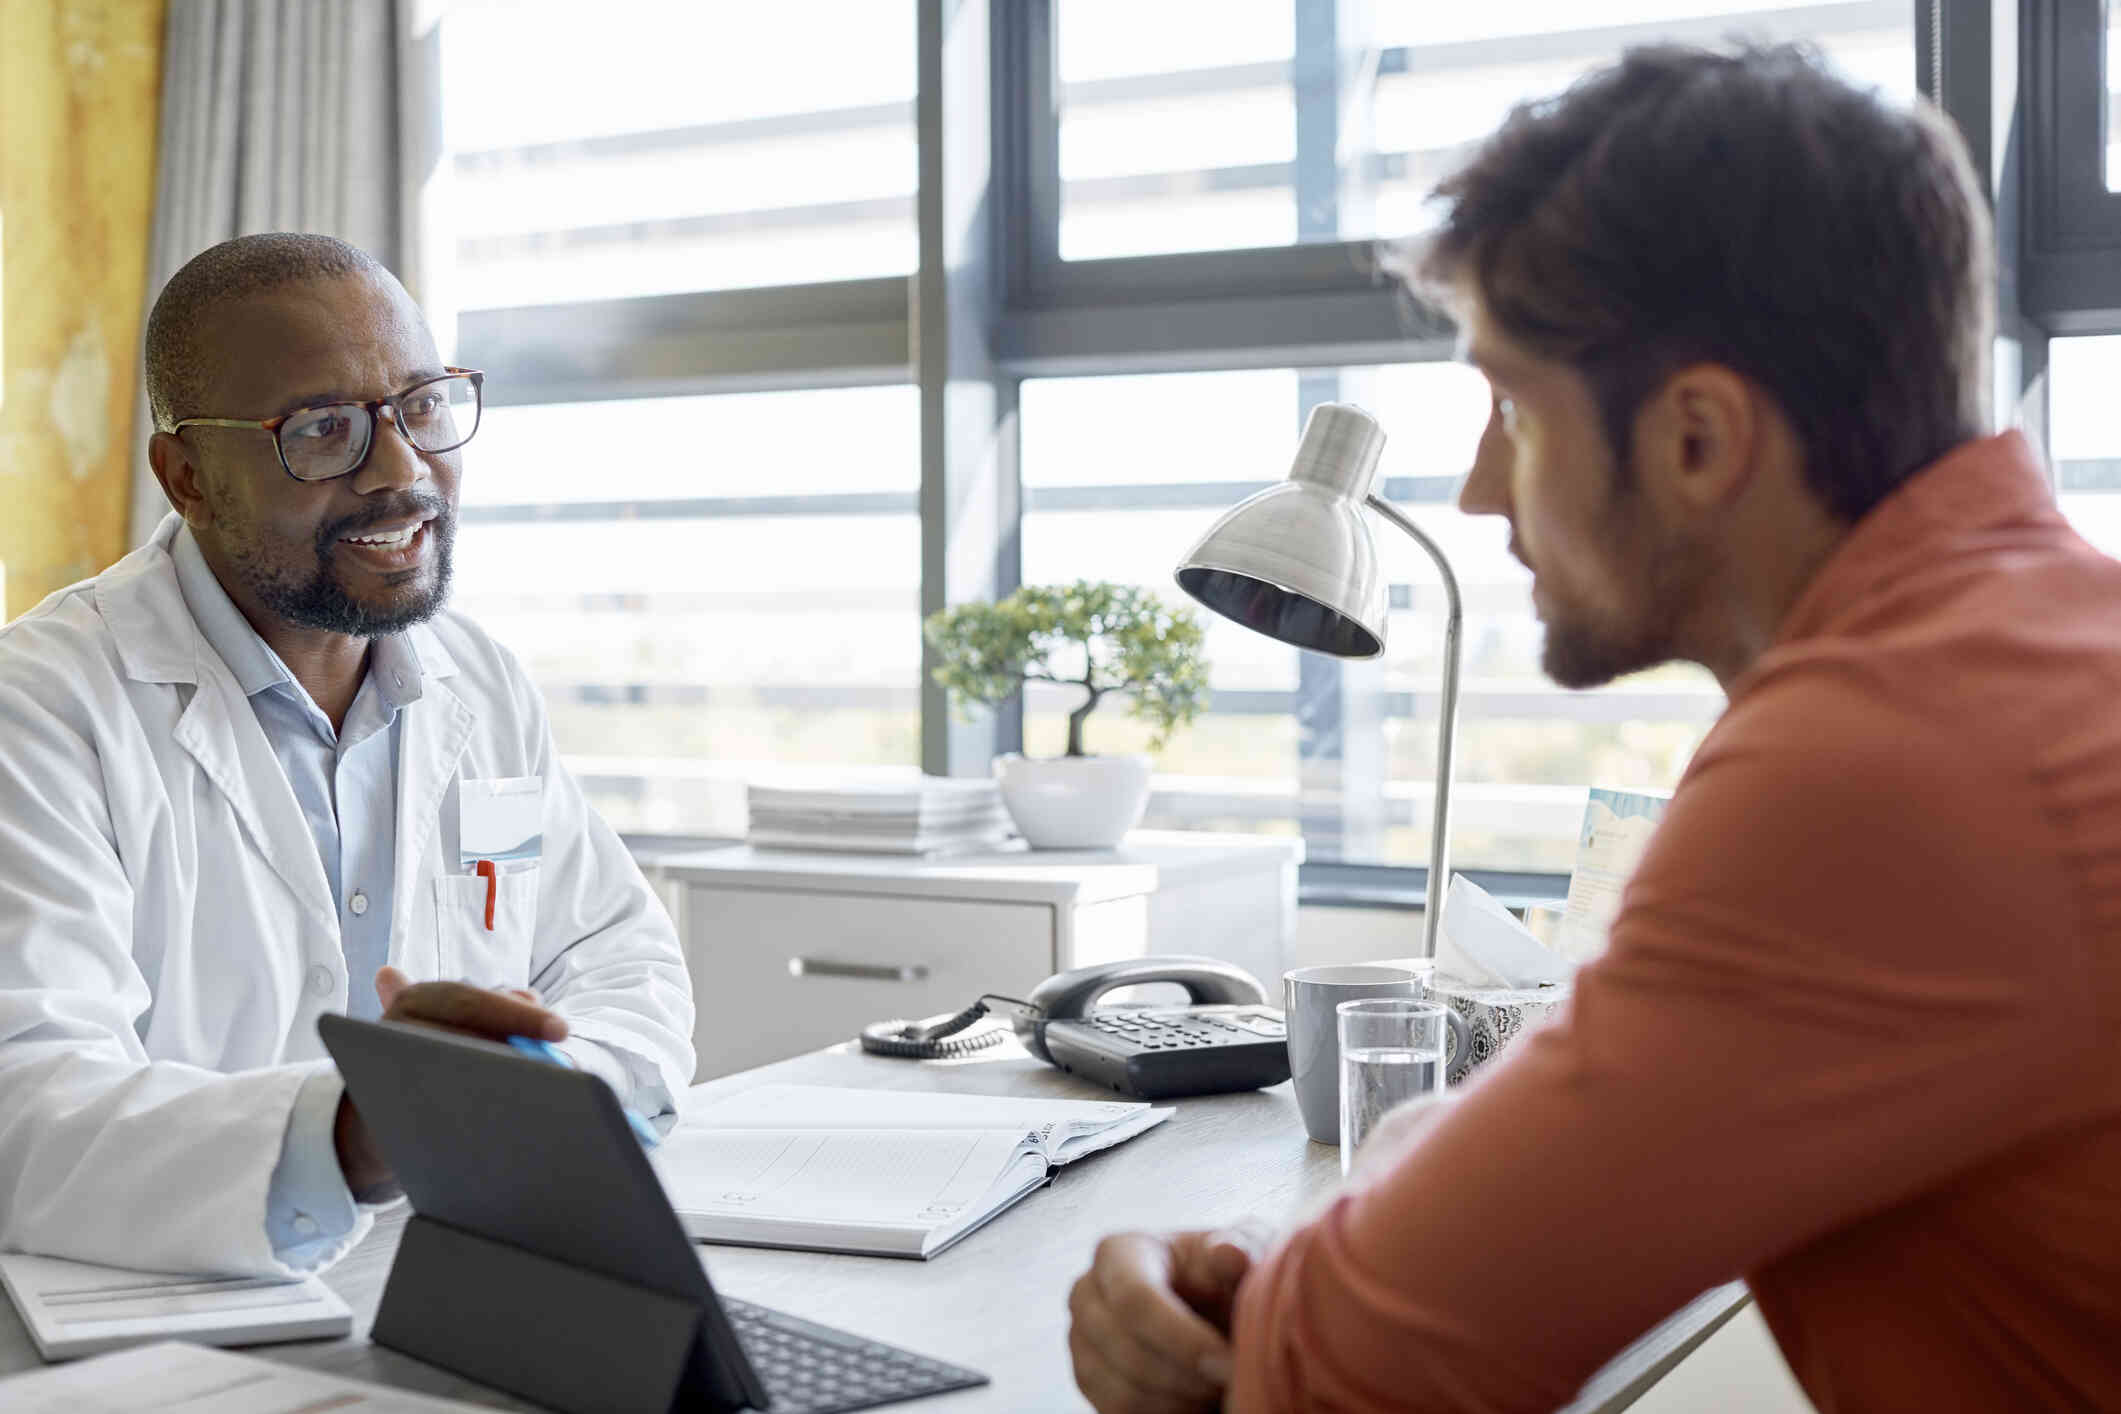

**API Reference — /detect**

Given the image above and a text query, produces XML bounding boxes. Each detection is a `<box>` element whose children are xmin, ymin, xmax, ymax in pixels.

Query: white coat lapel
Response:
<box><xmin>170</xmin><ymin>667</ymin><xmax>341</xmax><ymax>935</ymax></box>
<box><xmin>390</xmin><ymin>626</ymin><xmax>473</xmax><ymax>973</ymax></box>
<box><xmin>98</xmin><ymin>518</ymin><xmax>340</xmax><ymax>934</ymax></box>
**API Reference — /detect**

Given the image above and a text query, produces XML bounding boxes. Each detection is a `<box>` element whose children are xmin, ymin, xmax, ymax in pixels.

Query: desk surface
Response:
<box><xmin>0</xmin><ymin>1043</ymin><xmax>1745</xmax><ymax>1412</ymax></box>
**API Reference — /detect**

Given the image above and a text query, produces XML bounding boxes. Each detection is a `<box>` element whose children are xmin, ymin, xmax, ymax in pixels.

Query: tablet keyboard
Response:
<box><xmin>725</xmin><ymin>1297</ymin><xmax>989</xmax><ymax>1412</ymax></box>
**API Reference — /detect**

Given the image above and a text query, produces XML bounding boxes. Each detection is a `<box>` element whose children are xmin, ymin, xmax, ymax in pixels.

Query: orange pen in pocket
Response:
<box><xmin>474</xmin><ymin>859</ymin><xmax>497</xmax><ymax>931</ymax></box>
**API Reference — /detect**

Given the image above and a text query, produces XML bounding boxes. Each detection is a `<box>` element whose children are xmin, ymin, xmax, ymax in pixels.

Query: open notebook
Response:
<box><xmin>649</xmin><ymin>1085</ymin><xmax>1171</xmax><ymax>1259</ymax></box>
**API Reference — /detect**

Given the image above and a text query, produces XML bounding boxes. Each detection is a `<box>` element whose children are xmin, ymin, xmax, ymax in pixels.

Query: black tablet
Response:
<box><xmin>318</xmin><ymin>1014</ymin><xmax>988</xmax><ymax>1414</ymax></box>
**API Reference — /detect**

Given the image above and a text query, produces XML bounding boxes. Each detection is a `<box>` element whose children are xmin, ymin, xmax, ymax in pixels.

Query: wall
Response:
<box><xmin>0</xmin><ymin>0</ymin><xmax>164</xmax><ymax>620</ymax></box>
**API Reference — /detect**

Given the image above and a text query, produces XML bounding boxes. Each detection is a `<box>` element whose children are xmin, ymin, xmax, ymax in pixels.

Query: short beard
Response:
<box><xmin>225</xmin><ymin>500</ymin><xmax>456</xmax><ymax>638</ymax></box>
<box><xmin>1538</xmin><ymin>495</ymin><xmax>1703</xmax><ymax>691</ymax></box>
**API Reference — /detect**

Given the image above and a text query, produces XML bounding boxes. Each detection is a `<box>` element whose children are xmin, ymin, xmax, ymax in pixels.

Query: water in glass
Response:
<box><xmin>1339</xmin><ymin>1045</ymin><xmax>1444</xmax><ymax>1175</ymax></box>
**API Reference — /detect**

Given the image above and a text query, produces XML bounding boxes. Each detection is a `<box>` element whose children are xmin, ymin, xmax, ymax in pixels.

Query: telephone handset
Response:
<box><xmin>1018</xmin><ymin>956</ymin><xmax>1291</xmax><ymax>1099</ymax></box>
<box><xmin>860</xmin><ymin>955</ymin><xmax>1291</xmax><ymax>1100</ymax></box>
<box><xmin>1016</xmin><ymin>956</ymin><xmax>1268</xmax><ymax>1056</ymax></box>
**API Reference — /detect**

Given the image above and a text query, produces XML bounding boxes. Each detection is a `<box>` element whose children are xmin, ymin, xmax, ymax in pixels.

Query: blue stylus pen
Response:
<box><xmin>507</xmin><ymin>1035</ymin><xmax>663</xmax><ymax>1149</ymax></box>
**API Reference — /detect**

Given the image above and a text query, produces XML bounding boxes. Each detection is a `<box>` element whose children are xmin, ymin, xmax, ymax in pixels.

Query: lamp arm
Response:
<box><xmin>1364</xmin><ymin>494</ymin><xmax>1463</xmax><ymax>958</ymax></box>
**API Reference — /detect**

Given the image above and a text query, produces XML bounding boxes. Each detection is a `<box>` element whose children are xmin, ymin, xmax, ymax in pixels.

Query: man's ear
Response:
<box><xmin>148</xmin><ymin>431</ymin><xmax>213</xmax><ymax>528</ymax></box>
<box><xmin>1634</xmin><ymin>364</ymin><xmax>1756</xmax><ymax>515</ymax></box>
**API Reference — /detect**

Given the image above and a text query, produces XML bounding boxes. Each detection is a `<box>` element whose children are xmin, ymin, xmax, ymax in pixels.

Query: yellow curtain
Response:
<box><xmin>0</xmin><ymin>1</ymin><xmax>166</xmax><ymax>621</ymax></box>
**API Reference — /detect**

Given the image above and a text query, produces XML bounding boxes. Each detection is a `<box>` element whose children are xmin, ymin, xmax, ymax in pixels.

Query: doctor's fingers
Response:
<box><xmin>1068</xmin><ymin>1236</ymin><xmax>1234</xmax><ymax>1404</ymax></box>
<box><xmin>374</xmin><ymin>965</ymin><xmax>413</xmax><ymax>1012</ymax></box>
<box><xmin>384</xmin><ymin>979</ymin><xmax>567</xmax><ymax>1042</ymax></box>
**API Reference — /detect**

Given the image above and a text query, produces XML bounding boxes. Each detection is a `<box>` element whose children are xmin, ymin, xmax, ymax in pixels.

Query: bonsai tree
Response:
<box><xmin>924</xmin><ymin>581</ymin><xmax>1210</xmax><ymax>757</ymax></box>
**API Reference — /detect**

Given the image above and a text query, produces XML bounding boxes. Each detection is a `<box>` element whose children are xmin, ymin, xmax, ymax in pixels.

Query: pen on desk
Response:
<box><xmin>506</xmin><ymin>1035</ymin><xmax>663</xmax><ymax>1149</ymax></box>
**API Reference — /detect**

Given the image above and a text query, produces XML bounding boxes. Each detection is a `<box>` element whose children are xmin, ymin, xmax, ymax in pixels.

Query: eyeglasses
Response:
<box><xmin>171</xmin><ymin>369</ymin><xmax>485</xmax><ymax>483</ymax></box>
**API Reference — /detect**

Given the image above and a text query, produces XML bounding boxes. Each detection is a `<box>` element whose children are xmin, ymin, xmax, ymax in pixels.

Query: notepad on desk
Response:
<box><xmin>650</xmin><ymin>1084</ymin><xmax>1171</xmax><ymax>1259</ymax></box>
<box><xmin>0</xmin><ymin>1253</ymin><xmax>352</xmax><ymax>1361</ymax></box>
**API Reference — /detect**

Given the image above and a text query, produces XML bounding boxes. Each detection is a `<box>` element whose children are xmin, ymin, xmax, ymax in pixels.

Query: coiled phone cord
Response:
<box><xmin>858</xmin><ymin>994</ymin><xmax>1043</xmax><ymax>1060</ymax></box>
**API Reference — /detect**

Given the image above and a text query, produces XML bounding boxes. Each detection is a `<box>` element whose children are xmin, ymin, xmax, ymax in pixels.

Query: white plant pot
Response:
<box><xmin>993</xmin><ymin>753</ymin><xmax>1152</xmax><ymax>849</ymax></box>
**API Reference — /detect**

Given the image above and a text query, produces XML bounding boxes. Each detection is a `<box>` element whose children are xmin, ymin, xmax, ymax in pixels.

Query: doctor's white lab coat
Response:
<box><xmin>0</xmin><ymin>517</ymin><xmax>695</xmax><ymax>1276</ymax></box>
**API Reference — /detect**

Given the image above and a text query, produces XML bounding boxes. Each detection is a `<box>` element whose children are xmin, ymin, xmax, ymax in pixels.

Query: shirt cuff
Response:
<box><xmin>555</xmin><ymin>1033</ymin><xmax>676</xmax><ymax>1134</ymax></box>
<box><xmin>264</xmin><ymin>1068</ymin><xmax>363</xmax><ymax>1271</ymax></box>
<box><xmin>553</xmin><ymin>1034</ymin><xmax>630</xmax><ymax>1096</ymax></box>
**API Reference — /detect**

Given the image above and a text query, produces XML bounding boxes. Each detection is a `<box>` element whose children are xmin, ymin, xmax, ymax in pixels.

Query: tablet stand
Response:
<box><xmin>373</xmin><ymin>1214</ymin><xmax>742</xmax><ymax>1414</ymax></box>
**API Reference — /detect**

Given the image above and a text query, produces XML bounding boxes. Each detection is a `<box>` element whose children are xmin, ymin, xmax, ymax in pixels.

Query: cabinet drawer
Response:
<box><xmin>682</xmin><ymin>885</ymin><xmax>1056</xmax><ymax>1080</ymax></box>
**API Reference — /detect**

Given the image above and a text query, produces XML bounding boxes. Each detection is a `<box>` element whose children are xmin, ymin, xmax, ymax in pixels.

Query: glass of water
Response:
<box><xmin>1337</xmin><ymin>998</ymin><xmax>1457</xmax><ymax>1176</ymax></box>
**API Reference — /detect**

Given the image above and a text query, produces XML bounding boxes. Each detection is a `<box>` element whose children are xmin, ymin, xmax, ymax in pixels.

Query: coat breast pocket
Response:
<box><xmin>434</xmin><ymin>865</ymin><xmax>542</xmax><ymax>987</ymax></box>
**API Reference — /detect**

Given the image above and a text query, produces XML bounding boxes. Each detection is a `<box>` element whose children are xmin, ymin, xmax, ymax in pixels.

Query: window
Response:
<box><xmin>1054</xmin><ymin>0</ymin><xmax>1914</xmax><ymax>261</ymax></box>
<box><xmin>439</xmin><ymin>0</ymin><xmax>917</xmax><ymax>308</ymax></box>
<box><xmin>1021</xmin><ymin>368</ymin><xmax>1720</xmax><ymax>873</ymax></box>
<box><xmin>1030</xmin><ymin>2</ymin><xmax>1910</xmax><ymax>873</ymax></box>
<box><xmin>453</xmin><ymin>387</ymin><xmax>922</xmax><ymax>835</ymax></box>
<box><xmin>2050</xmin><ymin>336</ymin><xmax>2121</xmax><ymax>556</ymax></box>
<box><xmin>438</xmin><ymin>4</ymin><xmax>922</xmax><ymax>836</ymax></box>
<box><xmin>432</xmin><ymin>0</ymin><xmax>1967</xmax><ymax>895</ymax></box>
<box><xmin>2109</xmin><ymin>7</ymin><xmax>2121</xmax><ymax>192</ymax></box>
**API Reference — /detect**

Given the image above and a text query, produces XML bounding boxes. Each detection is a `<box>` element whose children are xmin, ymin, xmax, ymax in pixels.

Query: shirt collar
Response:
<box><xmin>1772</xmin><ymin>431</ymin><xmax>2061</xmax><ymax>648</ymax></box>
<box><xmin>171</xmin><ymin>524</ymin><xmax>427</xmax><ymax>714</ymax></box>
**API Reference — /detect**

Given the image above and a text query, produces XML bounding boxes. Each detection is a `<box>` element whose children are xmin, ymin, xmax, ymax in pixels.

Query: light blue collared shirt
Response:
<box><xmin>172</xmin><ymin>528</ymin><xmax>419</xmax><ymax>1267</ymax></box>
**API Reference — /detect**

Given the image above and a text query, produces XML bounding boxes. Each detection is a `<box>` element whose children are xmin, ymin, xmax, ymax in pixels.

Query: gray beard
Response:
<box><xmin>230</xmin><ymin>515</ymin><xmax>456</xmax><ymax>638</ymax></box>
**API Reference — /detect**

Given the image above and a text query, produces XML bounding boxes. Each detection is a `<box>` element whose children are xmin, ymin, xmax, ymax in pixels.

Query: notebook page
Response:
<box><xmin>652</xmin><ymin>1127</ymin><xmax>1033</xmax><ymax>1229</ymax></box>
<box><xmin>1045</xmin><ymin>1106</ymin><xmax>1169</xmax><ymax>1163</ymax></box>
<box><xmin>685</xmin><ymin>1083</ymin><xmax>1165</xmax><ymax>1159</ymax></box>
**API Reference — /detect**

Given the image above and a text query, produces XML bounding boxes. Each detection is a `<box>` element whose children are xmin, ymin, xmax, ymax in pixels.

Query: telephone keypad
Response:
<box><xmin>1074</xmin><ymin>1007</ymin><xmax>1287</xmax><ymax>1056</ymax></box>
<box><xmin>1044</xmin><ymin>1003</ymin><xmax>1291</xmax><ymax>1099</ymax></box>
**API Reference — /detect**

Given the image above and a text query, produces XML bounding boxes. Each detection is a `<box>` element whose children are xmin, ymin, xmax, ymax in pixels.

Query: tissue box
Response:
<box><xmin>1431</xmin><ymin>979</ymin><xmax>1570</xmax><ymax>1086</ymax></box>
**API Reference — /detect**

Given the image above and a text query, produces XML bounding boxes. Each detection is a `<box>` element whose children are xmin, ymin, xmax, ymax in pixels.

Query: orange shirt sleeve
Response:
<box><xmin>1227</xmin><ymin>664</ymin><xmax>2102</xmax><ymax>1413</ymax></box>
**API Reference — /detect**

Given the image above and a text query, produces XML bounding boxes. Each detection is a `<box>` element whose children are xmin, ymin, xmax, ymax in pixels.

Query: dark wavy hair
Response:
<box><xmin>1410</xmin><ymin>43</ymin><xmax>1992</xmax><ymax>521</ymax></box>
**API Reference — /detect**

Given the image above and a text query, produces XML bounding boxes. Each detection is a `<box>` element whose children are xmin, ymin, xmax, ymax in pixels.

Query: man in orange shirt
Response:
<box><xmin>1067</xmin><ymin>43</ymin><xmax>2121</xmax><ymax>1414</ymax></box>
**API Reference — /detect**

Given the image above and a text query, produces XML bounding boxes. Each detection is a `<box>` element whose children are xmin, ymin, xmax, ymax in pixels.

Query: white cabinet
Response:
<box><xmin>644</xmin><ymin>831</ymin><xmax>1302</xmax><ymax>1080</ymax></box>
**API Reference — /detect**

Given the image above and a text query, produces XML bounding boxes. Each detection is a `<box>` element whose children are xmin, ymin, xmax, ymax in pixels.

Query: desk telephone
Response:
<box><xmin>859</xmin><ymin>956</ymin><xmax>1291</xmax><ymax>1101</ymax></box>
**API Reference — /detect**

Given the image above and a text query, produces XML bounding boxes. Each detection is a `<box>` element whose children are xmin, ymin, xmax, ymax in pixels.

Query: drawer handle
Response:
<box><xmin>788</xmin><ymin>957</ymin><xmax>931</xmax><ymax>983</ymax></box>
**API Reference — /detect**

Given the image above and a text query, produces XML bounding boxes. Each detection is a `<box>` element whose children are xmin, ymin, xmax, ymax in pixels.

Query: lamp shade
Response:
<box><xmin>1173</xmin><ymin>402</ymin><xmax>1389</xmax><ymax>659</ymax></box>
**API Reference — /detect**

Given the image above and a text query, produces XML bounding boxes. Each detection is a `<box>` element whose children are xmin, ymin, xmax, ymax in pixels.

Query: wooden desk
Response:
<box><xmin>0</xmin><ymin>1043</ymin><xmax>1745</xmax><ymax>1412</ymax></box>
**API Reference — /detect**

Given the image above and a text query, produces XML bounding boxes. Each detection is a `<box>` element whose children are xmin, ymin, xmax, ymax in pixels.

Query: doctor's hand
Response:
<box><xmin>1068</xmin><ymin>1225</ymin><xmax>1269</xmax><ymax>1414</ymax></box>
<box><xmin>333</xmin><ymin>967</ymin><xmax>570</xmax><ymax>1197</ymax></box>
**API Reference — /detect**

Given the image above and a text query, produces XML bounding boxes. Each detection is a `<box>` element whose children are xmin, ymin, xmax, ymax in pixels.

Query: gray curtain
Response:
<box><xmin>129</xmin><ymin>0</ymin><xmax>445</xmax><ymax>546</ymax></box>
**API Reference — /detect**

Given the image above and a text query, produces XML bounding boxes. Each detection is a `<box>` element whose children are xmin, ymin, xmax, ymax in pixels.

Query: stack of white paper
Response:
<box><xmin>746</xmin><ymin>778</ymin><xmax>1015</xmax><ymax>855</ymax></box>
<box><xmin>651</xmin><ymin>1084</ymin><xmax>1169</xmax><ymax>1258</ymax></box>
<box><xmin>0</xmin><ymin>1254</ymin><xmax>352</xmax><ymax>1361</ymax></box>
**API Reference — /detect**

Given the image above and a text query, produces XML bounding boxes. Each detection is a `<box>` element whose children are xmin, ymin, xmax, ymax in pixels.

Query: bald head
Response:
<box><xmin>144</xmin><ymin>233</ymin><xmax>396</xmax><ymax>433</ymax></box>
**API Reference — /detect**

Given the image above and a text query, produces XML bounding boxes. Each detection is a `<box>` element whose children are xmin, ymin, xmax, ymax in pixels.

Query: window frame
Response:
<box><xmin>2022</xmin><ymin>0</ymin><xmax>2121</xmax><ymax>333</ymax></box>
<box><xmin>449</xmin><ymin>0</ymin><xmax>2029</xmax><ymax>910</ymax></box>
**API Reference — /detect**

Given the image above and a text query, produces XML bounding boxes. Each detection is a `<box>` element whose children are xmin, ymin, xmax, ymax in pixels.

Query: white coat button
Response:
<box><xmin>292</xmin><ymin>1214</ymin><xmax>319</xmax><ymax>1237</ymax></box>
<box><xmin>349</xmin><ymin>891</ymin><xmax>369</xmax><ymax>917</ymax></box>
<box><xmin>307</xmin><ymin>965</ymin><xmax>334</xmax><ymax>998</ymax></box>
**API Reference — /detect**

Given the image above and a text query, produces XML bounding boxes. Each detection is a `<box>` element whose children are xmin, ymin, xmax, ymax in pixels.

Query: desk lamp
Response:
<box><xmin>1174</xmin><ymin>402</ymin><xmax>1462</xmax><ymax>957</ymax></box>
